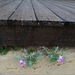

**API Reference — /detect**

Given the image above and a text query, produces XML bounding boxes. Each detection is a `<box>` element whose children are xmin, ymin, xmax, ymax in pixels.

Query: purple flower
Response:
<box><xmin>23</xmin><ymin>62</ymin><xmax>26</xmax><ymax>65</ymax></box>
<box><xmin>19</xmin><ymin>60</ymin><xmax>26</xmax><ymax>67</ymax></box>
<box><xmin>19</xmin><ymin>63</ymin><xmax>22</xmax><ymax>67</ymax></box>
<box><xmin>19</xmin><ymin>60</ymin><xmax>23</xmax><ymax>63</ymax></box>
<box><xmin>57</xmin><ymin>59</ymin><xmax>61</xmax><ymax>62</ymax></box>
<box><xmin>59</xmin><ymin>55</ymin><xmax>63</xmax><ymax>60</ymax></box>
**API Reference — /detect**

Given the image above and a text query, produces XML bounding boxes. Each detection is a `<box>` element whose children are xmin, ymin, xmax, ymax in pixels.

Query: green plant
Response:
<box><xmin>28</xmin><ymin>48</ymin><xmax>36</xmax><ymax>54</ymax></box>
<box><xmin>39</xmin><ymin>46</ymin><xmax>50</xmax><ymax>53</ymax></box>
<box><xmin>12</xmin><ymin>46</ymin><xmax>27</xmax><ymax>50</ymax></box>
<box><xmin>39</xmin><ymin>46</ymin><xmax>65</xmax><ymax>62</ymax></box>
<box><xmin>52</xmin><ymin>46</ymin><xmax>57</xmax><ymax>49</ymax></box>
<box><xmin>47</xmin><ymin>47</ymin><xmax>59</xmax><ymax>62</ymax></box>
<box><xmin>14</xmin><ymin>49</ymin><xmax>44</xmax><ymax>67</ymax></box>
<box><xmin>0</xmin><ymin>46</ymin><xmax>27</xmax><ymax>55</ymax></box>
<box><xmin>64</xmin><ymin>47</ymin><xmax>69</xmax><ymax>50</ymax></box>
<box><xmin>0</xmin><ymin>46</ymin><xmax>11</xmax><ymax>55</ymax></box>
<box><xmin>12</xmin><ymin>46</ymin><xmax>21</xmax><ymax>50</ymax></box>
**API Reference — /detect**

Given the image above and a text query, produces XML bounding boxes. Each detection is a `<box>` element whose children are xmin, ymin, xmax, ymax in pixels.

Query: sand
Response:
<box><xmin>0</xmin><ymin>47</ymin><xmax>75</xmax><ymax>75</ymax></box>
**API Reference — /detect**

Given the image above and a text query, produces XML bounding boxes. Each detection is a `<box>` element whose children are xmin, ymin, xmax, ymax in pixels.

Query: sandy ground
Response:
<box><xmin>0</xmin><ymin>47</ymin><xmax>75</xmax><ymax>75</ymax></box>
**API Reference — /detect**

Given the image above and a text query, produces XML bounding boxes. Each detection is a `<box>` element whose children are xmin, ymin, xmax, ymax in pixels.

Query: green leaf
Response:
<box><xmin>37</xmin><ymin>51</ymin><xmax>42</xmax><ymax>55</ymax></box>
<box><xmin>55</xmin><ymin>46</ymin><xmax>59</xmax><ymax>51</ymax></box>
<box><xmin>37</xmin><ymin>56</ymin><xmax>44</xmax><ymax>60</ymax></box>
<box><xmin>28</xmin><ymin>61</ymin><xmax>33</xmax><ymax>67</ymax></box>
<box><xmin>24</xmin><ymin>49</ymin><xmax>28</xmax><ymax>56</ymax></box>
<box><xmin>14</xmin><ymin>52</ymin><xmax>25</xmax><ymax>60</ymax></box>
<box><xmin>39</xmin><ymin>46</ymin><xmax>49</xmax><ymax>52</ymax></box>
<box><xmin>64</xmin><ymin>47</ymin><xmax>68</xmax><ymax>50</ymax></box>
<box><xmin>59</xmin><ymin>52</ymin><xmax>65</xmax><ymax>56</ymax></box>
<box><xmin>52</xmin><ymin>46</ymin><xmax>57</xmax><ymax>49</ymax></box>
<box><xmin>18</xmin><ymin>47</ymin><xmax>22</xmax><ymax>50</ymax></box>
<box><xmin>14</xmin><ymin>52</ymin><xmax>17</xmax><ymax>55</ymax></box>
<box><xmin>12</xmin><ymin>46</ymin><xmax>18</xmax><ymax>50</ymax></box>
<box><xmin>63</xmin><ymin>57</ymin><xmax>66</xmax><ymax>60</ymax></box>
<box><xmin>30</xmin><ymin>52</ymin><xmax>35</xmax><ymax>56</ymax></box>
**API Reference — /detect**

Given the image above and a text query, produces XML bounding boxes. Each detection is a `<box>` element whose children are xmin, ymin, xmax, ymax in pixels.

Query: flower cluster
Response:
<box><xmin>19</xmin><ymin>60</ymin><xmax>26</xmax><ymax>67</ymax></box>
<box><xmin>57</xmin><ymin>55</ymin><xmax>63</xmax><ymax>62</ymax></box>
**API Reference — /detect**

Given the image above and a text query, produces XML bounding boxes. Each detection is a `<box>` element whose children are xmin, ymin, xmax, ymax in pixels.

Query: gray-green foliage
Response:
<box><xmin>39</xmin><ymin>46</ymin><xmax>50</xmax><ymax>53</ymax></box>
<box><xmin>14</xmin><ymin>49</ymin><xmax>44</xmax><ymax>67</ymax></box>
<box><xmin>47</xmin><ymin>47</ymin><xmax>59</xmax><ymax>62</ymax></box>
<box><xmin>39</xmin><ymin>46</ymin><xmax>65</xmax><ymax>62</ymax></box>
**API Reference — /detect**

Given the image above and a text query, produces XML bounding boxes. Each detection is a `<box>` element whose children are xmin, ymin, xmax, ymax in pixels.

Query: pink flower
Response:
<box><xmin>59</xmin><ymin>55</ymin><xmax>63</xmax><ymax>60</ymax></box>
<box><xmin>19</xmin><ymin>63</ymin><xmax>22</xmax><ymax>67</ymax></box>
<box><xmin>57</xmin><ymin>55</ymin><xmax>63</xmax><ymax>62</ymax></box>
<box><xmin>19</xmin><ymin>60</ymin><xmax>23</xmax><ymax>63</ymax></box>
<box><xmin>23</xmin><ymin>62</ymin><xmax>26</xmax><ymax>65</ymax></box>
<box><xmin>57</xmin><ymin>59</ymin><xmax>61</xmax><ymax>62</ymax></box>
<box><xmin>19</xmin><ymin>60</ymin><xmax>26</xmax><ymax>67</ymax></box>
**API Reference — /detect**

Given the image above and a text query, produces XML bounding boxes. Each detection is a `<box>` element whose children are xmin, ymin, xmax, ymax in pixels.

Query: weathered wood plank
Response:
<box><xmin>48</xmin><ymin>1</ymin><xmax>75</xmax><ymax>15</ymax></box>
<box><xmin>0</xmin><ymin>0</ymin><xmax>13</xmax><ymax>7</ymax></box>
<box><xmin>0</xmin><ymin>0</ymin><xmax>22</xmax><ymax>20</ymax></box>
<box><xmin>55</xmin><ymin>1</ymin><xmax>75</xmax><ymax>6</ymax></box>
<box><xmin>39</xmin><ymin>0</ymin><xmax>75</xmax><ymax>22</ymax></box>
<box><xmin>9</xmin><ymin>0</ymin><xmax>36</xmax><ymax>21</ymax></box>
<box><xmin>58</xmin><ymin>1</ymin><xmax>75</xmax><ymax>6</ymax></box>
<box><xmin>0</xmin><ymin>0</ymin><xmax>7</xmax><ymax>2</ymax></box>
<box><xmin>53</xmin><ymin>1</ymin><xmax>75</xmax><ymax>9</ymax></box>
<box><xmin>32</xmin><ymin>0</ymin><xmax>48</xmax><ymax>21</ymax></box>
<box><xmin>32</xmin><ymin>0</ymin><xmax>63</xmax><ymax>21</ymax></box>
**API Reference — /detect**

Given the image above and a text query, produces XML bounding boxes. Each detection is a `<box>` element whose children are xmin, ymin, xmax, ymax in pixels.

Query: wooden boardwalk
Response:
<box><xmin>0</xmin><ymin>0</ymin><xmax>75</xmax><ymax>46</ymax></box>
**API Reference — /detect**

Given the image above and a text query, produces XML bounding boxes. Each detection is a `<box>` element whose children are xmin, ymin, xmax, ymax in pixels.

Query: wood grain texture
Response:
<box><xmin>9</xmin><ymin>0</ymin><xmax>36</xmax><ymax>21</ymax></box>
<box><xmin>0</xmin><ymin>0</ymin><xmax>75</xmax><ymax>23</ymax></box>
<box><xmin>49</xmin><ymin>1</ymin><xmax>75</xmax><ymax>15</ymax></box>
<box><xmin>0</xmin><ymin>25</ymin><xmax>75</xmax><ymax>46</ymax></box>
<box><xmin>0</xmin><ymin>0</ymin><xmax>13</xmax><ymax>7</ymax></box>
<box><xmin>53</xmin><ymin>1</ymin><xmax>75</xmax><ymax>9</ymax></box>
<box><xmin>39</xmin><ymin>0</ymin><xmax>75</xmax><ymax>22</ymax></box>
<box><xmin>0</xmin><ymin>0</ymin><xmax>75</xmax><ymax>46</ymax></box>
<box><xmin>32</xmin><ymin>0</ymin><xmax>62</xmax><ymax>21</ymax></box>
<box><xmin>0</xmin><ymin>0</ymin><xmax>22</xmax><ymax>20</ymax></box>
